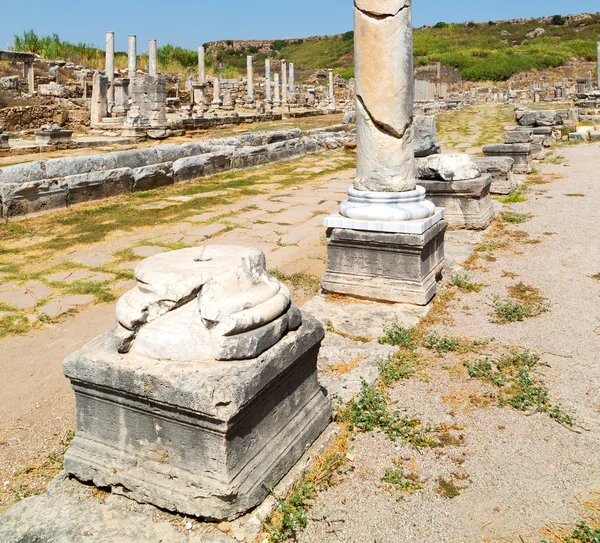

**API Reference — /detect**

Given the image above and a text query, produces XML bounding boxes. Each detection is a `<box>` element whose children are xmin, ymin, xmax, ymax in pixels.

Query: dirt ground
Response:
<box><xmin>298</xmin><ymin>143</ymin><xmax>600</xmax><ymax>543</ymax></box>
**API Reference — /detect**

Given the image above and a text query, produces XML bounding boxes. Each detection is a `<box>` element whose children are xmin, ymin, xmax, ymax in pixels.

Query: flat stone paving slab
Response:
<box><xmin>38</xmin><ymin>295</ymin><xmax>95</xmax><ymax>319</ymax></box>
<box><xmin>132</xmin><ymin>246</ymin><xmax>166</xmax><ymax>258</ymax></box>
<box><xmin>46</xmin><ymin>271</ymin><xmax>114</xmax><ymax>283</ymax></box>
<box><xmin>0</xmin><ymin>290</ymin><xmax>37</xmax><ymax>310</ymax></box>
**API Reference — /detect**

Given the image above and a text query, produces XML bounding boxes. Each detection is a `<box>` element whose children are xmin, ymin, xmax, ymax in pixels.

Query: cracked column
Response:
<box><xmin>128</xmin><ymin>35</ymin><xmax>137</xmax><ymax>78</ymax></box>
<box><xmin>281</xmin><ymin>60</ymin><xmax>288</xmax><ymax>104</ymax></box>
<box><xmin>149</xmin><ymin>39</ymin><xmax>158</xmax><ymax>77</ymax></box>
<box><xmin>265</xmin><ymin>58</ymin><xmax>272</xmax><ymax>102</ymax></box>
<box><xmin>106</xmin><ymin>32</ymin><xmax>115</xmax><ymax>109</ymax></box>
<box><xmin>322</xmin><ymin>0</ymin><xmax>447</xmax><ymax>305</ymax></box>
<box><xmin>246</xmin><ymin>55</ymin><xmax>254</xmax><ymax>105</ymax></box>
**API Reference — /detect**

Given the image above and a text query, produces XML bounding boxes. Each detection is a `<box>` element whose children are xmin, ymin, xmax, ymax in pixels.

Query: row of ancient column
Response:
<box><xmin>245</xmin><ymin>55</ymin><xmax>336</xmax><ymax>106</ymax></box>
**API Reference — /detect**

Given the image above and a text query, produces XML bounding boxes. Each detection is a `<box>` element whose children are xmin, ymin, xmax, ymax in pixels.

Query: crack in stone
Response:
<box><xmin>354</xmin><ymin>1</ymin><xmax>409</xmax><ymax>20</ymax></box>
<box><xmin>356</xmin><ymin>94</ymin><xmax>411</xmax><ymax>141</ymax></box>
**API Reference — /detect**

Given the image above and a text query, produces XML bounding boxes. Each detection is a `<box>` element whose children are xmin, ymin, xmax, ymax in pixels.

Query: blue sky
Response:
<box><xmin>1</xmin><ymin>0</ymin><xmax>599</xmax><ymax>52</ymax></box>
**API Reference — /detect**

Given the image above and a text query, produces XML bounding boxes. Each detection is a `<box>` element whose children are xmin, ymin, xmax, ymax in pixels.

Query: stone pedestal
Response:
<box><xmin>418</xmin><ymin>174</ymin><xmax>495</xmax><ymax>230</ymax></box>
<box><xmin>322</xmin><ymin>219</ymin><xmax>447</xmax><ymax>305</ymax></box>
<box><xmin>35</xmin><ymin>129</ymin><xmax>73</xmax><ymax>145</ymax></box>
<box><xmin>112</xmin><ymin>78</ymin><xmax>130</xmax><ymax>117</ymax></box>
<box><xmin>61</xmin><ymin>246</ymin><xmax>331</xmax><ymax>521</ymax></box>
<box><xmin>122</xmin><ymin>75</ymin><xmax>168</xmax><ymax>137</ymax></box>
<box><xmin>473</xmin><ymin>156</ymin><xmax>517</xmax><ymax>195</ymax></box>
<box><xmin>483</xmin><ymin>143</ymin><xmax>532</xmax><ymax>174</ymax></box>
<box><xmin>0</xmin><ymin>133</ymin><xmax>9</xmax><ymax>149</ymax></box>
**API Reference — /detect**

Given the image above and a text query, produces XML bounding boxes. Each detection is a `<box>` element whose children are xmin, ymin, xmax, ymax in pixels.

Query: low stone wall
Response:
<box><xmin>0</xmin><ymin>127</ymin><xmax>354</xmax><ymax>218</ymax></box>
<box><xmin>0</xmin><ymin>101</ymin><xmax>90</xmax><ymax>131</ymax></box>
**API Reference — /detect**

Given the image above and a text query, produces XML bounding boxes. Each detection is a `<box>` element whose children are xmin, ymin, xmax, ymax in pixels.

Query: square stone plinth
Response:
<box><xmin>62</xmin><ymin>313</ymin><xmax>331</xmax><ymax>521</ymax></box>
<box><xmin>322</xmin><ymin>219</ymin><xmax>448</xmax><ymax>305</ymax></box>
<box><xmin>418</xmin><ymin>174</ymin><xmax>496</xmax><ymax>230</ymax></box>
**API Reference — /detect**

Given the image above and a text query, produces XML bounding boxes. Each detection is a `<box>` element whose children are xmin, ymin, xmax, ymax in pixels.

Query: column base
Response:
<box><xmin>322</xmin><ymin>218</ymin><xmax>448</xmax><ymax>306</ymax></box>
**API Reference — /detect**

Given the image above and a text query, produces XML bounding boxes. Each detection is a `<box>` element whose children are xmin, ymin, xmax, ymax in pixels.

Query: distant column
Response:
<box><xmin>281</xmin><ymin>60</ymin><xmax>288</xmax><ymax>103</ymax></box>
<box><xmin>128</xmin><ymin>35</ymin><xmax>137</xmax><ymax>78</ymax></box>
<box><xmin>23</xmin><ymin>61</ymin><xmax>35</xmax><ymax>93</ymax></box>
<box><xmin>597</xmin><ymin>42</ymin><xmax>600</xmax><ymax>89</ymax></box>
<box><xmin>289</xmin><ymin>62</ymin><xmax>295</xmax><ymax>94</ymax></box>
<box><xmin>212</xmin><ymin>77</ymin><xmax>221</xmax><ymax>106</ymax></box>
<box><xmin>265</xmin><ymin>58</ymin><xmax>271</xmax><ymax>102</ymax></box>
<box><xmin>274</xmin><ymin>72</ymin><xmax>281</xmax><ymax>105</ymax></box>
<box><xmin>328</xmin><ymin>68</ymin><xmax>335</xmax><ymax>104</ymax></box>
<box><xmin>149</xmin><ymin>39</ymin><xmax>158</xmax><ymax>77</ymax></box>
<box><xmin>587</xmin><ymin>71</ymin><xmax>593</xmax><ymax>92</ymax></box>
<box><xmin>198</xmin><ymin>46</ymin><xmax>205</xmax><ymax>83</ymax></box>
<box><xmin>106</xmin><ymin>31</ymin><xmax>115</xmax><ymax>106</ymax></box>
<box><xmin>246</xmin><ymin>55</ymin><xmax>254</xmax><ymax>103</ymax></box>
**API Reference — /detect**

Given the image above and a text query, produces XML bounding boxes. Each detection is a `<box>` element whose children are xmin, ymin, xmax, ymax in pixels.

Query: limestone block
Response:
<box><xmin>0</xmin><ymin>76</ymin><xmax>20</xmax><ymax>91</ymax></box>
<box><xmin>483</xmin><ymin>143</ymin><xmax>532</xmax><ymax>174</ymax></box>
<box><xmin>569</xmin><ymin>132</ymin><xmax>587</xmax><ymax>143</ymax></box>
<box><xmin>61</xmin><ymin>245</ymin><xmax>330</xmax><ymax>520</ymax></box>
<box><xmin>111</xmin><ymin>148</ymin><xmax>160</xmax><ymax>170</ymax></box>
<box><xmin>231</xmin><ymin>145</ymin><xmax>270</xmax><ymax>169</ymax></box>
<box><xmin>1</xmin><ymin>179</ymin><xmax>69</xmax><ymax>217</ymax></box>
<box><xmin>66</xmin><ymin>168</ymin><xmax>135</xmax><ymax>205</ymax></box>
<box><xmin>505</xmin><ymin>130</ymin><xmax>532</xmax><ymax>144</ymax></box>
<box><xmin>417</xmin><ymin>174</ymin><xmax>495</xmax><ymax>230</ymax></box>
<box><xmin>415</xmin><ymin>154</ymin><xmax>481</xmax><ymax>181</ymax></box>
<box><xmin>342</xmin><ymin>110</ymin><xmax>356</xmax><ymax>124</ymax></box>
<box><xmin>536</xmin><ymin>110</ymin><xmax>561</xmax><ymax>126</ymax></box>
<box><xmin>414</xmin><ymin>115</ymin><xmax>442</xmax><ymax>157</ymax></box>
<box><xmin>472</xmin><ymin>156</ymin><xmax>517</xmax><ymax>195</ymax></box>
<box><xmin>132</xmin><ymin>163</ymin><xmax>174</xmax><ymax>192</ymax></box>
<box><xmin>322</xmin><ymin>219</ymin><xmax>448</xmax><ymax>305</ymax></box>
<box><xmin>589</xmin><ymin>131</ymin><xmax>600</xmax><ymax>142</ymax></box>
<box><xmin>518</xmin><ymin>111</ymin><xmax>537</xmax><ymax>126</ymax></box>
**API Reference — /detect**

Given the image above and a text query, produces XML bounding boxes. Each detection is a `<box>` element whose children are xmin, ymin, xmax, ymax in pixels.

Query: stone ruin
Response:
<box><xmin>61</xmin><ymin>246</ymin><xmax>331</xmax><ymax>520</ymax></box>
<box><xmin>35</xmin><ymin>122</ymin><xmax>73</xmax><ymax>145</ymax></box>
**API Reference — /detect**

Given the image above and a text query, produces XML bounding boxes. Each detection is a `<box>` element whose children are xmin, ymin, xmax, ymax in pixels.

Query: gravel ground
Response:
<box><xmin>299</xmin><ymin>143</ymin><xmax>600</xmax><ymax>543</ymax></box>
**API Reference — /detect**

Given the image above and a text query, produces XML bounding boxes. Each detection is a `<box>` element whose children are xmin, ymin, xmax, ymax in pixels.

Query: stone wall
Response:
<box><xmin>0</xmin><ymin>100</ymin><xmax>90</xmax><ymax>131</ymax></box>
<box><xmin>0</xmin><ymin>126</ymin><xmax>354</xmax><ymax>217</ymax></box>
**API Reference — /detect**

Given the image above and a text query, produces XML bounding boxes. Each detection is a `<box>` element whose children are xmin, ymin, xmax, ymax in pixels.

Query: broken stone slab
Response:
<box><xmin>505</xmin><ymin>130</ymin><xmax>533</xmax><ymax>144</ymax></box>
<box><xmin>131</xmin><ymin>163</ymin><xmax>174</xmax><ymax>192</ymax></box>
<box><xmin>66</xmin><ymin>168</ymin><xmax>135</xmax><ymax>206</ymax></box>
<box><xmin>0</xmin><ymin>473</ymin><xmax>231</xmax><ymax>543</ymax></box>
<box><xmin>472</xmin><ymin>156</ymin><xmax>518</xmax><ymax>195</ymax></box>
<box><xmin>62</xmin><ymin>246</ymin><xmax>330</xmax><ymax>520</ymax></box>
<box><xmin>483</xmin><ymin>143</ymin><xmax>532</xmax><ymax>174</ymax></box>
<box><xmin>415</xmin><ymin>154</ymin><xmax>481</xmax><ymax>181</ymax></box>
<box><xmin>418</xmin><ymin>174</ymin><xmax>496</xmax><ymax>230</ymax></box>
<box><xmin>413</xmin><ymin>115</ymin><xmax>442</xmax><ymax>157</ymax></box>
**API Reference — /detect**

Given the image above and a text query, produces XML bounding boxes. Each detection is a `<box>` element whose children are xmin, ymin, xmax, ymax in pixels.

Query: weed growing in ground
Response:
<box><xmin>492</xmin><ymin>282</ymin><xmax>550</xmax><ymax>323</ymax></box>
<box><xmin>450</xmin><ymin>272</ymin><xmax>482</xmax><ymax>293</ymax></box>
<box><xmin>378</xmin><ymin>354</ymin><xmax>417</xmax><ymax>385</ymax></box>
<box><xmin>436</xmin><ymin>477</ymin><xmax>462</xmax><ymax>499</ymax></box>
<box><xmin>464</xmin><ymin>350</ymin><xmax>578</xmax><ymax>429</ymax></box>
<box><xmin>336</xmin><ymin>380</ymin><xmax>438</xmax><ymax>447</ymax></box>
<box><xmin>564</xmin><ymin>522</ymin><xmax>600</xmax><ymax>543</ymax></box>
<box><xmin>263</xmin><ymin>433</ymin><xmax>348</xmax><ymax>542</ymax></box>
<box><xmin>591</xmin><ymin>273</ymin><xmax>600</xmax><ymax>281</ymax></box>
<box><xmin>378</xmin><ymin>321</ymin><xmax>417</xmax><ymax>349</ymax></box>
<box><xmin>381</xmin><ymin>467</ymin><xmax>422</xmax><ymax>500</ymax></box>
<box><xmin>495</xmin><ymin>192</ymin><xmax>527</xmax><ymax>204</ymax></box>
<box><xmin>269</xmin><ymin>268</ymin><xmax>321</xmax><ymax>300</ymax></box>
<box><xmin>501</xmin><ymin>212</ymin><xmax>530</xmax><ymax>224</ymax></box>
<box><xmin>424</xmin><ymin>331</ymin><xmax>462</xmax><ymax>354</ymax></box>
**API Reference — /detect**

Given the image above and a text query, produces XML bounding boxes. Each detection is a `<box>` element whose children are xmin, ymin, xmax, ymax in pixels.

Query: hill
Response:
<box><xmin>7</xmin><ymin>12</ymin><xmax>600</xmax><ymax>82</ymax></box>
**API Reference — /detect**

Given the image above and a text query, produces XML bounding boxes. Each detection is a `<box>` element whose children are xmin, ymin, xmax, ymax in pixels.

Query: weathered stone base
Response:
<box><xmin>483</xmin><ymin>143</ymin><xmax>532</xmax><ymax>174</ymax></box>
<box><xmin>35</xmin><ymin>130</ymin><xmax>73</xmax><ymax>145</ymax></box>
<box><xmin>418</xmin><ymin>174</ymin><xmax>496</xmax><ymax>230</ymax></box>
<box><xmin>322</xmin><ymin>220</ymin><xmax>447</xmax><ymax>305</ymax></box>
<box><xmin>62</xmin><ymin>314</ymin><xmax>331</xmax><ymax>521</ymax></box>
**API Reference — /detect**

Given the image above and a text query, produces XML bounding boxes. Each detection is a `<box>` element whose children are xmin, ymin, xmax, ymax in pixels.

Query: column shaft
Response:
<box><xmin>149</xmin><ymin>39</ymin><xmax>158</xmax><ymax>77</ymax></box>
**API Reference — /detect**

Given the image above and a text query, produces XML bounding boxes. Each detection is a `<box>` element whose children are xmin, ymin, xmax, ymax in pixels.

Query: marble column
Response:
<box><xmin>328</xmin><ymin>68</ymin><xmax>335</xmax><ymax>105</ymax></box>
<box><xmin>149</xmin><ymin>39</ymin><xmax>158</xmax><ymax>77</ymax></box>
<box><xmin>265</xmin><ymin>58</ymin><xmax>271</xmax><ymax>102</ymax></box>
<box><xmin>274</xmin><ymin>72</ymin><xmax>281</xmax><ymax>105</ymax></box>
<box><xmin>281</xmin><ymin>60</ymin><xmax>288</xmax><ymax>104</ymax></box>
<box><xmin>597</xmin><ymin>42</ymin><xmax>600</xmax><ymax>89</ymax></box>
<box><xmin>246</xmin><ymin>55</ymin><xmax>254</xmax><ymax>103</ymax></box>
<box><xmin>211</xmin><ymin>77</ymin><xmax>221</xmax><ymax>106</ymax></box>
<box><xmin>322</xmin><ymin>0</ymin><xmax>445</xmax><ymax>305</ymax></box>
<box><xmin>23</xmin><ymin>61</ymin><xmax>35</xmax><ymax>93</ymax></box>
<box><xmin>289</xmin><ymin>62</ymin><xmax>295</xmax><ymax>94</ymax></box>
<box><xmin>128</xmin><ymin>35</ymin><xmax>137</xmax><ymax>78</ymax></box>
<box><xmin>198</xmin><ymin>46</ymin><xmax>206</xmax><ymax>84</ymax></box>
<box><xmin>106</xmin><ymin>32</ymin><xmax>115</xmax><ymax>107</ymax></box>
